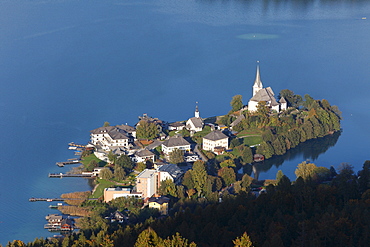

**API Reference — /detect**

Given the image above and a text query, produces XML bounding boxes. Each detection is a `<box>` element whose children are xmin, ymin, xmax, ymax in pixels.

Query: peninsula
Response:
<box><xmin>18</xmin><ymin>64</ymin><xmax>359</xmax><ymax>247</ymax></box>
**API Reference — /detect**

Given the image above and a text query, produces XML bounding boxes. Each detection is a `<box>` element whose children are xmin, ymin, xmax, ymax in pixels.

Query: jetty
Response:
<box><xmin>56</xmin><ymin>159</ymin><xmax>81</xmax><ymax>167</ymax></box>
<box><xmin>68</xmin><ymin>142</ymin><xmax>86</xmax><ymax>148</ymax></box>
<box><xmin>48</xmin><ymin>172</ymin><xmax>94</xmax><ymax>178</ymax></box>
<box><xmin>29</xmin><ymin>198</ymin><xmax>65</xmax><ymax>202</ymax></box>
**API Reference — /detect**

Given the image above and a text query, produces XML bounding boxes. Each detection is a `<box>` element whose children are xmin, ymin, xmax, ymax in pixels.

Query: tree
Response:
<box><xmin>100</xmin><ymin>168</ymin><xmax>113</xmax><ymax>180</ymax></box>
<box><xmin>279</xmin><ymin>89</ymin><xmax>302</xmax><ymax>108</ymax></box>
<box><xmin>238</xmin><ymin>145</ymin><xmax>253</xmax><ymax>164</ymax></box>
<box><xmin>162</xmin><ymin>232</ymin><xmax>197</xmax><ymax>247</ymax></box>
<box><xmin>107</xmin><ymin>151</ymin><xmax>117</xmax><ymax>164</ymax></box>
<box><xmin>276</xmin><ymin>170</ymin><xmax>284</xmax><ymax>183</ymax></box>
<box><xmin>103</xmin><ymin>121</ymin><xmax>110</xmax><ymax>127</ymax></box>
<box><xmin>220</xmin><ymin>159</ymin><xmax>236</xmax><ymax>168</ymax></box>
<box><xmin>218</xmin><ymin>167</ymin><xmax>236</xmax><ymax>186</ymax></box>
<box><xmin>191</xmin><ymin>161</ymin><xmax>208</xmax><ymax>197</ymax></box>
<box><xmin>114</xmin><ymin>166</ymin><xmax>126</xmax><ymax>181</ymax></box>
<box><xmin>230</xmin><ymin>95</ymin><xmax>243</xmax><ymax>112</ymax></box>
<box><xmin>233</xmin><ymin>232</ymin><xmax>254</xmax><ymax>247</ymax></box>
<box><xmin>134</xmin><ymin>162</ymin><xmax>147</xmax><ymax>172</ymax></box>
<box><xmin>182</xmin><ymin>170</ymin><xmax>194</xmax><ymax>190</ymax></box>
<box><xmin>230</xmin><ymin>138</ymin><xmax>242</xmax><ymax>148</ymax></box>
<box><xmin>116</xmin><ymin>154</ymin><xmax>134</xmax><ymax>172</ymax></box>
<box><xmin>295</xmin><ymin>160</ymin><xmax>317</xmax><ymax>180</ymax></box>
<box><xmin>136</xmin><ymin>120</ymin><xmax>159</xmax><ymax>140</ymax></box>
<box><xmin>159</xmin><ymin>179</ymin><xmax>177</xmax><ymax>197</ymax></box>
<box><xmin>134</xmin><ymin>227</ymin><xmax>162</xmax><ymax>247</ymax></box>
<box><xmin>256</xmin><ymin>141</ymin><xmax>274</xmax><ymax>159</ymax></box>
<box><xmin>168</xmin><ymin>148</ymin><xmax>185</xmax><ymax>164</ymax></box>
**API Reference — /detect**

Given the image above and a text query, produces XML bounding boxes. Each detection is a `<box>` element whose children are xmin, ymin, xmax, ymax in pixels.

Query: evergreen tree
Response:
<box><xmin>233</xmin><ymin>232</ymin><xmax>254</xmax><ymax>247</ymax></box>
<box><xmin>191</xmin><ymin>161</ymin><xmax>208</xmax><ymax>197</ymax></box>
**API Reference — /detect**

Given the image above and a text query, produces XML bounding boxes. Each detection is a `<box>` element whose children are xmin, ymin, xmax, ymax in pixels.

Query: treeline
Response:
<box><xmin>7</xmin><ymin>161</ymin><xmax>370</xmax><ymax>247</ymax></box>
<box><xmin>231</xmin><ymin>90</ymin><xmax>341</xmax><ymax>159</ymax></box>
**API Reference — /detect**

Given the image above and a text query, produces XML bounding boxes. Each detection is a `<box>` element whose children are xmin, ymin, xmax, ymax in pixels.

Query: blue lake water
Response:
<box><xmin>1</xmin><ymin>0</ymin><xmax>370</xmax><ymax>244</ymax></box>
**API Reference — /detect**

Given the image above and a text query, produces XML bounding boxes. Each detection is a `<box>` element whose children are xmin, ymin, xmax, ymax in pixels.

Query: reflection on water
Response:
<box><xmin>251</xmin><ymin>131</ymin><xmax>341</xmax><ymax>180</ymax></box>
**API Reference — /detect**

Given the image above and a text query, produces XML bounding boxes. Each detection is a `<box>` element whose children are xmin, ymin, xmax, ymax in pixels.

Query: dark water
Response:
<box><xmin>1</xmin><ymin>0</ymin><xmax>370</xmax><ymax>244</ymax></box>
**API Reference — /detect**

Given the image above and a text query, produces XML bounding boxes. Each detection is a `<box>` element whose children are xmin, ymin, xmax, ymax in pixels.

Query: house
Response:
<box><xmin>60</xmin><ymin>218</ymin><xmax>74</xmax><ymax>231</ymax></box>
<box><xmin>133</xmin><ymin>149</ymin><xmax>155</xmax><ymax>163</ymax></box>
<box><xmin>136</xmin><ymin>164</ymin><xmax>184</xmax><ymax>199</ymax></box>
<box><xmin>202</xmin><ymin>130</ymin><xmax>229</xmax><ymax>153</ymax></box>
<box><xmin>157</xmin><ymin>163</ymin><xmax>183</xmax><ymax>184</ymax></box>
<box><xmin>136</xmin><ymin>169</ymin><xmax>158</xmax><ymax>198</ymax></box>
<box><xmin>186</xmin><ymin>105</ymin><xmax>204</xmax><ymax>133</ymax></box>
<box><xmin>247</xmin><ymin>63</ymin><xmax>287</xmax><ymax>113</ymax></box>
<box><xmin>148</xmin><ymin>196</ymin><xmax>170</xmax><ymax>215</ymax></box>
<box><xmin>106</xmin><ymin>210</ymin><xmax>128</xmax><ymax>223</ymax></box>
<box><xmin>103</xmin><ymin>187</ymin><xmax>142</xmax><ymax>203</ymax></box>
<box><xmin>92</xmin><ymin>167</ymin><xmax>105</xmax><ymax>177</ymax></box>
<box><xmin>90</xmin><ymin>125</ymin><xmax>134</xmax><ymax>151</ymax></box>
<box><xmin>168</xmin><ymin>122</ymin><xmax>186</xmax><ymax>131</ymax></box>
<box><xmin>161</xmin><ymin>136</ymin><xmax>191</xmax><ymax>155</ymax></box>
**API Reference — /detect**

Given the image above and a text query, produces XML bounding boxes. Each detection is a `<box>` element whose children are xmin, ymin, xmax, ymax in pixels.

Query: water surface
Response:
<box><xmin>1</xmin><ymin>0</ymin><xmax>370</xmax><ymax>244</ymax></box>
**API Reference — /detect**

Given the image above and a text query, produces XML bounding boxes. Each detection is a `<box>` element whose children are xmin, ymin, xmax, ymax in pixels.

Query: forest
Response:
<box><xmin>6</xmin><ymin>161</ymin><xmax>370</xmax><ymax>247</ymax></box>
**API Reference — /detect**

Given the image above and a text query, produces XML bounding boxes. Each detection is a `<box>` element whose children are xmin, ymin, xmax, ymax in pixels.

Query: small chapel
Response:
<box><xmin>247</xmin><ymin>63</ymin><xmax>287</xmax><ymax>112</ymax></box>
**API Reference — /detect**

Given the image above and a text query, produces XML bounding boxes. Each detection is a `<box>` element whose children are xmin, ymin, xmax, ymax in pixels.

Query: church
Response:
<box><xmin>247</xmin><ymin>64</ymin><xmax>287</xmax><ymax>113</ymax></box>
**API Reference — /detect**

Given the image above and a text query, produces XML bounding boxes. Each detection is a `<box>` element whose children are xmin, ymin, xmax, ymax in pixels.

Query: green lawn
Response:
<box><xmin>90</xmin><ymin>179</ymin><xmax>116</xmax><ymax>198</ymax></box>
<box><xmin>81</xmin><ymin>154</ymin><xmax>107</xmax><ymax>167</ymax></box>
<box><xmin>242</xmin><ymin>135</ymin><xmax>263</xmax><ymax>146</ymax></box>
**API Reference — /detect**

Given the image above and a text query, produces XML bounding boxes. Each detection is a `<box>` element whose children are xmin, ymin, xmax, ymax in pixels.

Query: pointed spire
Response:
<box><xmin>253</xmin><ymin>61</ymin><xmax>263</xmax><ymax>96</ymax></box>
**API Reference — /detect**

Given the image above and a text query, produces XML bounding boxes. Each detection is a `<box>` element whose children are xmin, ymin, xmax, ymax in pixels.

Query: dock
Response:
<box><xmin>68</xmin><ymin>142</ymin><xmax>86</xmax><ymax>148</ymax></box>
<box><xmin>48</xmin><ymin>172</ymin><xmax>94</xmax><ymax>178</ymax></box>
<box><xmin>29</xmin><ymin>198</ymin><xmax>65</xmax><ymax>202</ymax></box>
<box><xmin>56</xmin><ymin>159</ymin><xmax>80</xmax><ymax>167</ymax></box>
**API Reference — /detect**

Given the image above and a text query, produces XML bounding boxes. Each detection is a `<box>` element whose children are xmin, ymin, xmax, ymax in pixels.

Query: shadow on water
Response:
<box><xmin>250</xmin><ymin>131</ymin><xmax>341</xmax><ymax>180</ymax></box>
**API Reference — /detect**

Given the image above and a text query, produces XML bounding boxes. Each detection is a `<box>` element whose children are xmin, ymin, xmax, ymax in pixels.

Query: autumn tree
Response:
<box><xmin>295</xmin><ymin>160</ymin><xmax>317</xmax><ymax>180</ymax></box>
<box><xmin>162</xmin><ymin>232</ymin><xmax>197</xmax><ymax>247</ymax></box>
<box><xmin>134</xmin><ymin>227</ymin><xmax>162</xmax><ymax>247</ymax></box>
<box><xmin>233</xmin><ymin>232</ymin><xmax>254</xmax><ymax>247</ymax></box>
<box><xmin>218</xmin><ymin>167</ymin><xmax>236</xmax><ymax>186</ymax></box>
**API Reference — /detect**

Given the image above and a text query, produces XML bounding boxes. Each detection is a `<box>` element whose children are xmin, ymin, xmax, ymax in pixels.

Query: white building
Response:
<box><xmin>161</xmin><ymin>136</ymin><xmax>191</xmax><ymax>155</ymax></box>
<box><xmin>90</xmin><ymin>125</ymin><xmax>135</xmax><ymax>151</ymax></box>
<box><xmin>133</xmin><ymin>149</ymin><xmax>155</xmax><ymax>163</ymax></box>
<box><xmin>202</xmin><ymin>130</ymin><xmax>229</xmax><ymax>153</ymax></box>
<box><xmin>247</xmin><ymin>64</ymin><xmax>287</xmax><ymax>113</ymax></box>
<box><xmin>186</xmin><ymin>105</ymin><xmax>204</xmax><ymax>133</ymax></box>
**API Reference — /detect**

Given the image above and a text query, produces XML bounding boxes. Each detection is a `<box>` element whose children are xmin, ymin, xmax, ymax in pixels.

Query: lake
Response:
<box><xmin>1</xmin><ymin>0</ymin><xmax>370</xmax><ymax>244</ymax></box>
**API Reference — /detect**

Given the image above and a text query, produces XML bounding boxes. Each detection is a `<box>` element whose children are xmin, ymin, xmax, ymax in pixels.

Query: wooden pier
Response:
<box><xmin>68</xmin><ymin>142</ymin><xmax>86</xmax><ymax>148</ymax></box>
<box><xmin>56</xmin><ymin>159</ymin><xmax>80</xmax><ymax>167</ymax></box>
<box><xmin>48</xmin><ymin>173</ymin><xmax>94</xmax><ymax>178</ymax></box>
<box><xmin>29</xmin><ymin>198</ymin><xmax>65</xmax><ymax>202</ymax></box>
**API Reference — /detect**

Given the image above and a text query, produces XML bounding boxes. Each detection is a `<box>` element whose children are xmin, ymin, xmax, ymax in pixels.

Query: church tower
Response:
<box><xmin>195</xmin><ymin>102</ymin><xmax>200</xmax><ymax>118</ymax></box>
<box><xmin>252</xmin><ymin>62</ymin><xmax>263</xmax><ymax>96</ymax></box>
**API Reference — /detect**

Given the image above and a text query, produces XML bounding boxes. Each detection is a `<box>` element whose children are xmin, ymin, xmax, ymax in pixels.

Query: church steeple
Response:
<box><xmin>253</xmin><ymin>61</ymin><xmax>263</xmax><ymax>96</ymax></box>
<box><xmin>195</xmin><ymin>102</ymin><xmax>200</xmax><ymax>118</ymax></box>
